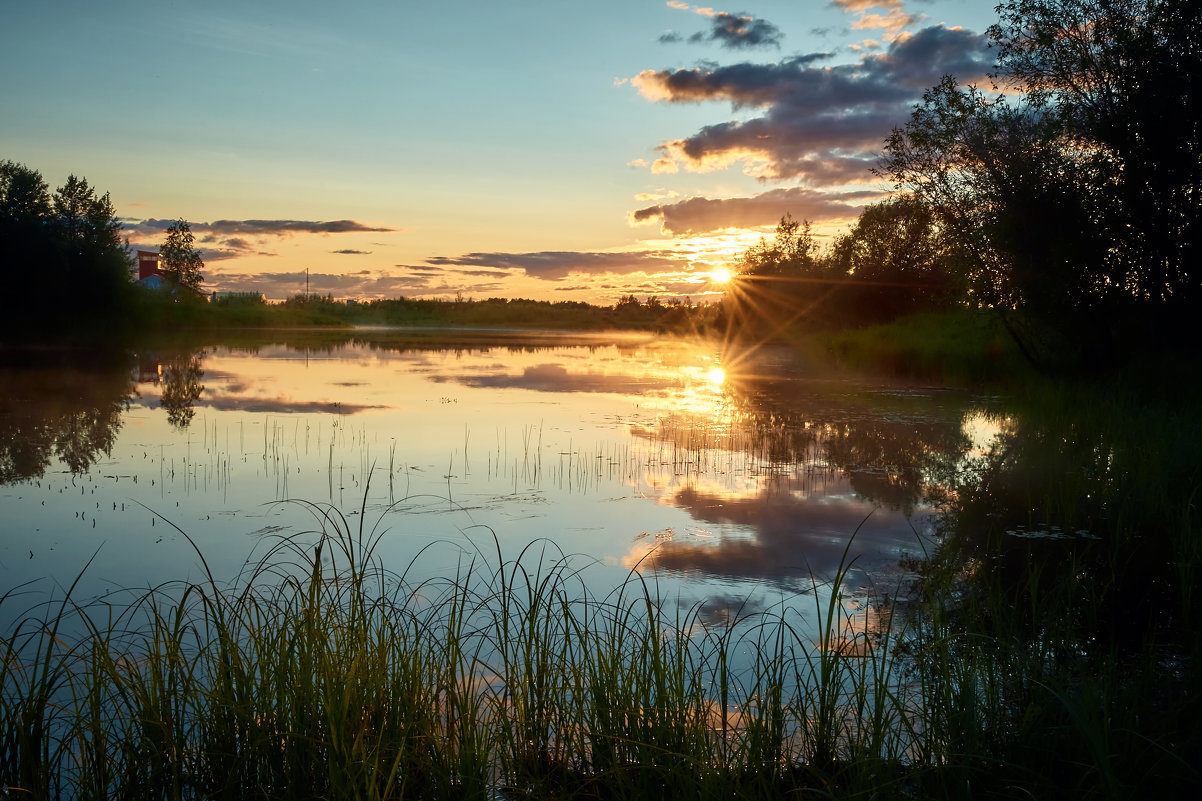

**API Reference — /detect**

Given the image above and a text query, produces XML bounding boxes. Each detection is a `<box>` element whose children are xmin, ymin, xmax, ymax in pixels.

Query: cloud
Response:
<box><xmin>426</xmin><ymin>250</ymin><xmax>685</xmax><ymax>279</ymax></box>
<box><xmin>831</xmin><ymin>0</ymin><xmax>904</xmax><ymax>11</ymax></box>
<box><xmin>698</xmin><ymin>12</ymin><xmax>784</xmax><ymax>49</ymax></box>
<box><xmin>630</xmin><ymin>186</ymin><xmax>881</xmax><ymax>236</ymax></box>
<box><xmin>663</xmin><ymin>3</ymin><xmax>785</xmax><ymax>49</ymax></box>
<box><xmin>853</xmin><ymin>8</ymin><xmax>913</xmax><ymax>39</ymax></box>
<box><xmin>631</xmin><ymin>24</ymin><xmax>992</xmax><ymax>183</ymax></box>
<box><xmin>662</xmin><ymin>7</ymin><xmax>784</xmax><ymax>49</ymax></box>
<box><xmin>124</xmin><ymin>218</ymin><xmax>396</xmax><ymax>237</ymax></box>
<box><xmin>331</xmin><ymin>249</ymin><xmax>372</xmax><ymax>255</ymax></box>
<box><xmin>199</xmin><ymin>396</ymin><xmax>385</xmax><ymax>415</ymax></box>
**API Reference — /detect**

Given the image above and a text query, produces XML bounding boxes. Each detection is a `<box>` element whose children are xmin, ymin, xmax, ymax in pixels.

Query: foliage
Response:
<box><xmin>882</xmin><ymin>0</ymin><xmax>1201</xmax><ymax>368</ymax></box>
<box><xmin>738</xmin><ymin>213</ymin><xmax>818</xmax><ymax>279</ymax></box>
<box><xmin>819</xmin><ymin>308</ymin><xmax>1028</xmax><ymax>385</ymax></box>
<box><xmin>159</xmin><ymin>219</ymin><xmax>205</xmax><ymax>292</ymax></box>
<box><xmin>726</xmin><ymin>215</ymin><xmax>847</xmax><ymax>332</ymax></box>
<box><xmin>826</xmin><ymin>194</ymin><xmax>961</xmax><ymax>322</ymax></box>
<box><xmin>0</xmin><ymin>161</ymin><xmax>133</xmax><ymax>337</ymax></box>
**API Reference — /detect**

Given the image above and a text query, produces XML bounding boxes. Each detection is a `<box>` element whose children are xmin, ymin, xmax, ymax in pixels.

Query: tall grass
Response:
<box><xmin>0</xmin><ymin>493</ymin><xmax>950</xmax><ymax>800</ymax></box>
<box><xmin>4</xmin><ymin>450</ymin><xmax>1197</xmax><ymax>799</ymax></box>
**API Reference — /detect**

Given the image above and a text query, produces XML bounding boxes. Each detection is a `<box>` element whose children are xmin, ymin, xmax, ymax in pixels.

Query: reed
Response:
<box><xmin>3</xmin><ymin>462</ymin><xmax>1197</xmax><ymax>798</ymax></box>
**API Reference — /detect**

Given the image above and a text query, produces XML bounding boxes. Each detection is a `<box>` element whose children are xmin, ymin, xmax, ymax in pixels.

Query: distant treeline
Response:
<box><xmin>203</xmin><ymin>293</ymin><xmax>721</xmax><ymax>333</ymax></box>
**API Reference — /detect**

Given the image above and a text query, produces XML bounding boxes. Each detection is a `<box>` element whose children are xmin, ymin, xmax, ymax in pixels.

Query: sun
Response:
<box><xmin>709</xmin><ymin>267</ymin><xmax>733</xmax><ymax>284</ymax></box>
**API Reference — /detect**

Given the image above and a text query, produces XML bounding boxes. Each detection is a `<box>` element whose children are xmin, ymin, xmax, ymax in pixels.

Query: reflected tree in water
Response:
<box><xmin>0</xmin><ymin>351</ymin><xmax>134</xmax><ymax>483</ymax></box>
<box><xmin>160</xmin><ymin>352</ymin><xmax>205</xmax><ymax>429</ymax></box>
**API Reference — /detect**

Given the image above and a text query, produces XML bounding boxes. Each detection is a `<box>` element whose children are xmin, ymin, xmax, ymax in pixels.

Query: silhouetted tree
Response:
<box><xmin>883</xmin><ymin>0</ymin><xmax>1201</xmax><ymax>366</ymax></box>
<box><xmin>0</xmin><ymin>349</ymin><xmax>134</xmax><ymax>483</ymax></box>
<box><xmin>738</xmin><ymin>214</ymin><xmax>818</xmax><ymax>278</ymax></box>
<box><xmin>0</xmin><ymin>160</ymin><xmax>52</xmax><ymax>217</ymax></box>
<box><xmin>827</xmin><ymin>194</ymin><xmax>959</xmax><ymax>322</ymax></box>
<box><xmin>160</xmin><ymin>219</ymin><xmax>205</xmax><ymax>292</ymax></box>
<box><xmin>728</xmin><ymin>214</ymin><xmax>844</xmax><ymax>330</ymax></box>
<box><xmin>1</xmin><ymin>160</ymin><xmax>131</xmax><ymax>336</ymax></box>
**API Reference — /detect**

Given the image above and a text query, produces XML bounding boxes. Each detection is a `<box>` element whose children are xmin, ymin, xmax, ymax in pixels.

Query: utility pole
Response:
<box><xmin>306</xmin><ymin>268</ymin><xmax>310</xmax><ymax>299</ymax></box>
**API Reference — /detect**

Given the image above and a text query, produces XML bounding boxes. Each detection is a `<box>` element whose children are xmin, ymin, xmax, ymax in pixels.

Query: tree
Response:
<box><xmin>160</xmin><ymin>219</ymin><xmax>205</xmax><ymax>291</ymax></box>
<box><xmin>160</xmin><ymin>352</ymin><xmax>204</xmax><ymax>429</ymax></box>
<box><xmin>989</xmin><ymin>0</ymin><xmax>1201</xmax><ymax>308</ymax></box>
<box><xmin>738</xmin><ymin>214</ymin><xmax>818</xmax><ymax>278</ymax></box>
<box><xmin>1</xmin><ymin>160</ymin><xmax>132</xmax><ymax>335</ymax></box>
<box><xmin>882</xmin><ymin>0</ymin><xmax>1201</xmax><ymax>366</ymax></box>
<box><xmin>827</xmin><ymin>194</ymin><xmax>959</xmax><ymax>322</ymax></box>
<box><xmin>0</xmin><ymin>159</ymin><xmax>52</xmax><ymax>218</ymax></box>
<box><xmin>52</xmin><ymin>175</ymin><xmax>123</xmax><ymax>252</ymax></box>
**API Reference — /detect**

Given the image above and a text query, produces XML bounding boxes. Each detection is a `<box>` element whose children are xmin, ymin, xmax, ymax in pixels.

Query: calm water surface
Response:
<box><xmin>1</xmin><ymin>331</ymin><xmax>990</xmax><ymax>632</ymax></box>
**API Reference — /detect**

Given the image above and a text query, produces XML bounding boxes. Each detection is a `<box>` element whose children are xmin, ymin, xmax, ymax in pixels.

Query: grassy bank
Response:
<box><xmin>813</xmin><ymin>308</ymin><xmax>1029</xmax><ymax>386</ymax></box>
<box><xmin>117</xmin><ymin>294</ymin><xmax>721</xmax><ymax>337</ymax></box>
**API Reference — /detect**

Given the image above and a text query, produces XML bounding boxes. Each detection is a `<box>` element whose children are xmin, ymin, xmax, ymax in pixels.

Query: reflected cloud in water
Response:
<box><xmin>436</xmin><ymin>363</ymin><xmax>685</xmax><ymax>395</ymax></box>
<box><xmin>625</xmin><ymin>475</ymin><xmax>930</xmax><ymax>590</ymax></box>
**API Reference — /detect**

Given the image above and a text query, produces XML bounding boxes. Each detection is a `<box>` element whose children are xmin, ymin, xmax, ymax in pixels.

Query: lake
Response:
<box><xmin>5</xmin><ymin>329</ymin><xmax>1197</xmax><ymax>797</ymax></box>
<box><xmin>1</xmin><ymin>329</ymin><xmax>990</xmax><ymax>636</ymax></box>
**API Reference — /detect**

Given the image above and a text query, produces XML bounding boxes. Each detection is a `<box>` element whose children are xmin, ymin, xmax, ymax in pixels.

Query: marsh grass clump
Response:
<box><xmin>4</xmin><ymin>444</ymin><xmax>1197</xmax><ymax>800</ymax></box>
<box><xmin>1</xmin><ymin>494</ymin><xmax>937</xmax><ymax>800</ymax></box>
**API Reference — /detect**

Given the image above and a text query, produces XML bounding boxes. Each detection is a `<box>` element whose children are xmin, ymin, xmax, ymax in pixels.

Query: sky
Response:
<box><xmin>1</xmin><ymin>1</ymin><xmax>998</xmax><ymax>303</ymax></box>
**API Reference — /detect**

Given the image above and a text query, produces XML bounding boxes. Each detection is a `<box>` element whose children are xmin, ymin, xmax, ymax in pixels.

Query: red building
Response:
<box><xmin>135</xmin><ymin>250</ymin><xmax>162</xmax><ymax>280</ymax></box>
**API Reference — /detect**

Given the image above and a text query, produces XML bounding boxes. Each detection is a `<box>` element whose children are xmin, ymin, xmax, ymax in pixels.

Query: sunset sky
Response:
<box><xmin>1</xmin><ymin>1</ymin><xmax>996</xmax><ymax>303</ymax></box>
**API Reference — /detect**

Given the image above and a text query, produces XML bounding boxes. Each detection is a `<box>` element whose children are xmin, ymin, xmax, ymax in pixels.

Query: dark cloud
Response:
<box><xmin>459</xmin><ymin>269</ymin><xmax>514</xmax><ymax>278</ymax></box>
<box><xmin>128</xmin><ymin>393</ymin><xmax>383</xmax><ymax>415</ymax></box>
<box><xmin>331</xmin><ymin>249</ymin><xmax>372</xmax><ymax>255</ymax></box>
<box><xmin>700</xmin><ymin>12</ymin><xmax>783</xmax><ymax>49</ymax></box>
<box><xmin>682</xmin><ymin>594</ymin><xmax>769</xmax><ymax>628</ymax></box>
<box><xmin>632</xmin><ymin>24</ymin><xmax>992</xmax><ymax>183</ymax></box>
<box><xmin>631</xmin><ymin>186</ymin><xmax>881</xmax><ymax>236</ymax></box>
<box><xmin>427</xmin><ymin>250</ymin><xmax>684</xmax><ymax>279</ymax></box>
<box><xmin>123</xmin><ymin>218</ymin><xmax>396</xmax><ymax>237</ymax></box>
<box><xmin>666</xmin><ymin>11</ymin><xmax>783</xmax><ymax>49</ymax></box>
<box><xmin>130</xmin><ymin>239</ymin><xmax>247</xmax><ymax>262</ymax></box>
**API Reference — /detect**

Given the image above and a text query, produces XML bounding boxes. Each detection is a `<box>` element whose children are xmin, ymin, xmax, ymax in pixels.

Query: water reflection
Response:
<box><xmin>0</xmin><ymin>332</ymin><xmax>985</xmax><ymax>610</ymax></box>
<box><xmin>927</xmin><ymin>384</ymin><xmax>1199</xmax><ymax>652</ymax></box>
<box><xmin>160</xmin><ymin>352</ymin><xmax>205</xmax><ymax>428</ymax></box>
<box><xmin>0</xmin><ymin>348</ymin><xmax>134</xmax><ymax>482</ymax></box>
